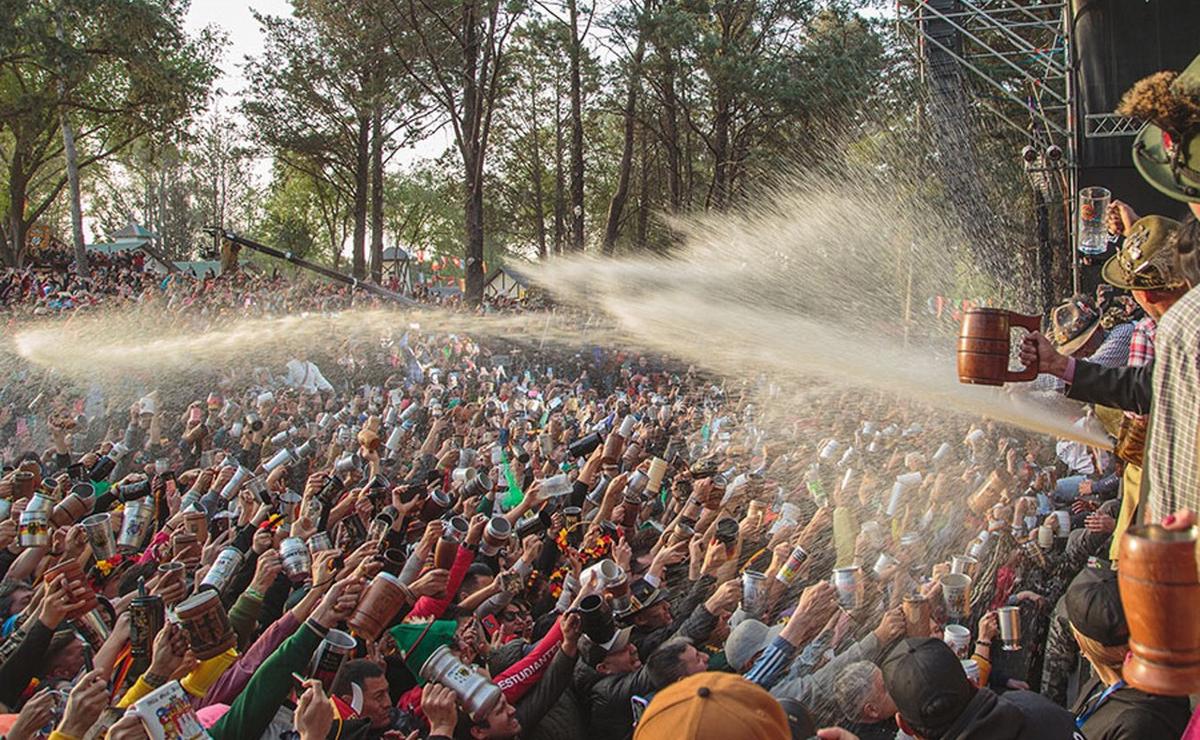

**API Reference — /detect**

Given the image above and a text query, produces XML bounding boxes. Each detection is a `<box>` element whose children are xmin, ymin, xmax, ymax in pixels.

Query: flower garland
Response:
<box><xmin>94</xmin><ymin>553</ymin><xmax>125</xmax><ymax>578</ymax></box>
<box><xmin>548</xmin><ymin>528</ymin><xmax>614</xmax><ymax>598</ymax></box>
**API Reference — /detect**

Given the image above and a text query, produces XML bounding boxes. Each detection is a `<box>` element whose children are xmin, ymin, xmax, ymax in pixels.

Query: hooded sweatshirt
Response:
<box><xmin>937</xmin><ymin>687</ymin><xmax>1081</xmax><ymax>740</ymax></box>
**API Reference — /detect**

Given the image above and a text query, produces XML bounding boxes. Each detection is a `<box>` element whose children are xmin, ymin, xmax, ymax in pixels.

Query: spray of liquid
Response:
<box><xmin>526</xmin><ymin>174</ymin><xmax>1109</xmax><ymax>447</ymax></box>
<box><xmin>7</xmin><ymin>172</ymin><xmax>1103</xmax><ymax>446</ymax></box>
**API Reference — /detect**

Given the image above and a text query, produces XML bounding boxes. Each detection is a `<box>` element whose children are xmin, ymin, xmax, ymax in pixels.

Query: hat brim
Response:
<box><xmin>618</xmin><ymin>589</ymin><xmax>665</xmax><ymax>619</ymax></box>
<box><xmin>1100</xmin><ymin>254</ymin><xmax>1150</xmax><ymax>291</ymax></box>
<box><xmin>608</xmin><ymin>625</ymin><xmax>633</xmax><ymax>654</ymax></box>
<box><xmin>1056</xmin><ymin>320</ymin><xmax>1101</xmax><ymax>356</ymax></box>
<box><xmin>1133</xmin><ymin>123</ymin><xmax>1200</xmax><ymax>204</ymax></box>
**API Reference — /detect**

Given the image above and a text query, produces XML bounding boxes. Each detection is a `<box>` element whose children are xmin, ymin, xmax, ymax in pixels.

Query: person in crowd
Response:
<box><xmin>9</xmin><ymin>96</ymin><xmax>1200</xmax><ymax>740</ymax></box>
<box><xmin>833</xmin><ymin>661</ymin><xmax>900</xmax><ymax>740</ymax></box>
<box><xmin>1064</xmin><ymin>567</ymin><xmax>1190</xmax><ymax>739</ymax></box>
<box><xmin>882</xmin><ymin>637</ymin><xmax>1078</xmax><ymax>739</ymax></box>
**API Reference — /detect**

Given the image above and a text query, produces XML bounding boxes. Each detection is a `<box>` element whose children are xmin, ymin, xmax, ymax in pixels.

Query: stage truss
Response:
<box><xmin>895</xmin><ymin>0</ymin><xmax>1141</xmax><ymax>293</ymax></box>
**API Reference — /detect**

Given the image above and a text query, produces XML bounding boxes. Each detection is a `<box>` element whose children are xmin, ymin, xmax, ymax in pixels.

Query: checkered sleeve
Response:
<box><xmin>1147</xmin><ymin>295</ymin><xmax>1200</xmax><ymax>519</ymax></box>
<box><xmin>1128</xmin><ymin>317</ymin><xmax>1157</xmax><ymax>367</ymax></box>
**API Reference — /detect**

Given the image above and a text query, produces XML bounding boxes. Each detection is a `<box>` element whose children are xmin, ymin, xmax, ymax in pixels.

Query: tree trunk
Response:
<box><xmin>60</xmin><ymin>110</ymin><xmax>88</xmax><ymax>271</ymax></box>
<box><xmin>370</xmin><ymin>102</ymin><xmax>385</xmax><ymax>283</ymax></box>
<box><xmin>553</xmin><ymin>66</ymin><xmax>566</xmax><ymax>255</ymax></box>
<box><xmin>709</xmin><ymin>93</ymin><xmax>731</xmax><ymax>210</ymax></box>
<box><xmin>567</xmin><ymin>0</ymin><xmax>585</xmax><ymax>252</ymax></box>
<box><xmin>529</xmin><ymin>83</ymin><xmax>547</xmax><ymax>259</ymax></box>
<box><xmin>54</xmin><ymin>13</ymin><xmax>88</xmax><ymax>271</ymax></box>
<box><xmin>659</xmin><ymin>57</ymin><xmax>682</xmax><ymax>211</ymax></box>
<box><xmin>351</xmin><ymin>111</ymin><xmax>370</xmax><ymax>279</ymax></box>
<box><xmin>461</xmin><ymin>0</ymin><xmax>485</xmax><ymax>305</ymax></box>
<box><xmin>603</xmin><ymin>37</ymin><xmax>644</xmax><ymax>255</ymax></box>
<box><xmin>5</xmin><ymin>160</ymin><xmax>29</xmax><ymax>267</ymax></box>
<box><xmin>636</xmin><ymin>122</ymin><xmax>649</xmax><ymax>249</ymax></box>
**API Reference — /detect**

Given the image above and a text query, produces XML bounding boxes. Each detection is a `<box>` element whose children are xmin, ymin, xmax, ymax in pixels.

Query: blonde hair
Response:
<box><xmin>1071</xmin><ymin>626</ymin><xmax>1127</xmax><ymax>687</ymax></box>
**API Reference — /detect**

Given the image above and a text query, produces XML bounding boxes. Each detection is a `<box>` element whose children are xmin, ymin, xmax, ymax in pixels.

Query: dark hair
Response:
<box><xmin>330</xmin><ymin>658</ymin><xmax>385</xmax><ymax>697</ymax></box>
<box><xmin>1173</xmin><ymin>214</ymin><xmax>1200</xmax><ymax>286</ymax></box>
<box><xmin>0</xmin><ymin>580</ymin><xmax>32</xmax><ymax>621</ymax></box>
<box><xmin>466</xmin><ymin>562</ymin><xmax>495</xmax><ymax>580</ymax></box>
<box><xmin>627</xmin><ymin>528</ymin><xmax>659</xmax><ymax>558</ymax></box>
<box><xmin>646</xmin><ymin>637</ymin><xmax>692</xmax><ymax>689</ymax></box>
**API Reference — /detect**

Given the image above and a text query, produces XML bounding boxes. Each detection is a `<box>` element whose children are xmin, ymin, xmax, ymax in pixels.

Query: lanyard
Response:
<box><xmin>1075</xmin><ymin>680</ymin><xmax>1125</xmax><ymax>728</ymax></box>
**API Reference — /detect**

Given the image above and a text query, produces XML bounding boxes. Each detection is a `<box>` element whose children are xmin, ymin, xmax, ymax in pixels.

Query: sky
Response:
<box><xmin>184</xmin><ymin>0</ymin><xmax>452</xmax><ymax>173</ymax></box>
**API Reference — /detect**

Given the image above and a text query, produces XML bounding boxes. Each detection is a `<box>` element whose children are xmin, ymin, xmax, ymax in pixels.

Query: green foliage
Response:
<box><xmin>0</xmin><ymin>0</ymin><xmax>221</xmax><ymax>266</ymax></box>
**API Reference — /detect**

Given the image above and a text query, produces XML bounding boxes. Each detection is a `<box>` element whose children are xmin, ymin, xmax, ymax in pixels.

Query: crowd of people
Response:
<box><xmin>3</xmin><ymin>54</ymin><xmax>1200</xmax><ymax>740</ymax></box>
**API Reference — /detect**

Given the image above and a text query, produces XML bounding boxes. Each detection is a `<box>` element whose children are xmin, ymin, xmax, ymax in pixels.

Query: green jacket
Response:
<box><xmin>208</xmin><ymin>618</ymin><xmax>323</xmax><ymax>740</ymax></box>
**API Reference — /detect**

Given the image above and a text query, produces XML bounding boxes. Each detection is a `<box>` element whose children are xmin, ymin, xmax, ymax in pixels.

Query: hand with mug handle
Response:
<box><xmin>56</xmin><ymin>667</ymin><xmax>110</xmax><ymax>739</ymax></box>
<box><xmin>1018</xmin><ymin>332</ymin><xmax>1070</xmax><ymax>380</ymax></box>
<box><xmin>148</xmin><ymin>622</ymin><xmax>190</xmax><ymax>683</ymax></box>
<box><xmin>8</xmin><ymin>688</ymin><xmax>57</xmax><ymax>740</ymax></box>
<box><xmin>312</xmin><ymin>577</ymin><xmax>364</xmax><ymax>630</ymax></box>
<box><xmin>294</xmin><ymin>679</ymin><xmax>335</xmax><ymax>740</ymax></box>
<box><xmin>38</xmin><ymin>574</ymin><xmax>89</xmax><ymax>630</ymax></box>
<box><xmin>410</xmin><ymin>568</ymin><xmax>450</xmax><ymax>599</ymax></box>
<box><xmin>422</xmin><ymin>683</ymin><xmax>460</xmax><ymax>739</ymax></box>
<box><xmin>106</xmin><ymin>711</ymin><xmax>151</xmax><ymax>740</ymax></box>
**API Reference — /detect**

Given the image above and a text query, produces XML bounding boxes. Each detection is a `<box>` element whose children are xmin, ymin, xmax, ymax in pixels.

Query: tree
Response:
<box><xmin>0</xmin><ymin>0</ymin><xmax>220</xmax><ymax>267</ymax></box>
<box><xmin>370</xmin><ymin>0</ymin><xmax>526</xmax><ymax>304</ymax></box>
<box><xmin>602</xmin><ymin>0</ymin><xmax>648</xmax><ymax>253</ymax></box>
<box><xmin>245</xmin><ymin>1</ymin><xmax>424</xmax><ymax>279</ymax></box>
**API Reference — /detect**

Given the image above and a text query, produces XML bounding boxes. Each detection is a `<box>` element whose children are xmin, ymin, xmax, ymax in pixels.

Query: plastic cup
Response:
<box><xmin>943</xmin><ymin>624</ymin><xmax>971</xmax><ymax>658</ymax></box>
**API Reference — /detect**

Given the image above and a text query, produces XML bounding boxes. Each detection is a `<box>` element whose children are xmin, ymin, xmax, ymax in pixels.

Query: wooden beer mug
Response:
<box><xmin>957</xmin><ymin>309</ymin><xmax>1041</xmax><ymax>386</ymax></box>
<box><xmin>1119</xmin><ymin>525</ymin><xmax>1200</xmax><ymax>695</ymax></box>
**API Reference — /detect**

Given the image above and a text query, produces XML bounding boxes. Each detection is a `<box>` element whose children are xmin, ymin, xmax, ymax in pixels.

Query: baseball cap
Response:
<box><xmin>1065</xmin><ymin>567</ymin><xmax>1129</xmax><ymax>647</ymax></box>
<box><xmin>881</xmin><ymin>638</ymin><xmax>975</xmax><ymax>736</ymax></box>
<box><xmin>634</xmin><ymin>672</ymin><xmax>790</xmax><ymax>740</ymax></box>
<box><xmin>582</xmin><ymin>625</ymin><xmax>634</xmax><ymax>667</ymax></box>
<box><xmin>616</xmin><ymin>578</ymin><xmax>666</xmax><ymax>620</ymax></box>
<box><xmin>724</xmin><ymin>619</ymin><xmax>783</xmax><ymax>672</ymax></box>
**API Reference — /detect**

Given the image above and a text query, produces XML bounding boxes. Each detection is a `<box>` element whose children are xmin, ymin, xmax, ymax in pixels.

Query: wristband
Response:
<box><xmin>245</xmin><ymin>587</ymin><xmax>264</xmax><ymax>601</ymax></box>
<box><xmin>398</xmin><ymin>583</ymin><xmax>416</xmax><ymax>604</ymax></box>
<box><xmin>975</xmin><ymin>640</ymin><xmax>992</xmax><ymax>647</ymax></box>
<box><xmin>305</xmin><ymin>617</ymin><xmax>330</xmax><ymax>637</ymax></box>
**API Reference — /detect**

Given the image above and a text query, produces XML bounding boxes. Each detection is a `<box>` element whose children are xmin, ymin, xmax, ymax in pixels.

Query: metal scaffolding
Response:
<box><xmin>896</xmin><ymin>0</ymin><xmax>1084</xmax><ymax>292</ymax></box>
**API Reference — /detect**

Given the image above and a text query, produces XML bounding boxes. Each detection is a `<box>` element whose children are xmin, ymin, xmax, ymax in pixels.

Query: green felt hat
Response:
<box><xmin>1129</xmin><ymin>54</ymin><xmax>1200</xmax><ymax>203</ymax></box>
<box><xmin>1101</xmin><ymin>215</ymin><xmax>1186</xmax><ymax>291</ymax></box>
<box><xmin>390</xmin><ymin>619</ymin><xmax>458</xmax><ymax>685</ymax></box>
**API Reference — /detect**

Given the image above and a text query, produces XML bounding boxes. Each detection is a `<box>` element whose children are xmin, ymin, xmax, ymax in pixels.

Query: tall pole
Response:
<box><xmin>207</xmin><ymin>229</ymin><xmax>416</xmax><ymax>306</ymax></box>
<box><xmin>54</xmin><ymin>10</ymin><xmax>88</xmax><ymax>273</ymax></box>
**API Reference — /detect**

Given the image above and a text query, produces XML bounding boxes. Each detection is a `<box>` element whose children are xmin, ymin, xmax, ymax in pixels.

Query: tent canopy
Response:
<box><xmin>86</xmin><ymin>237</ymin><xmax>150</xmax><ymax>254</ymax></box>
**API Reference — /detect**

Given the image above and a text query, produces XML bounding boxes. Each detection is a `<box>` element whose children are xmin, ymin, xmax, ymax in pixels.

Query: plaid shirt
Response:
<box><xmin>1129</xmin><ymin>316</ymin><xmax>1157</xmax><ymax>367</ymax></box>
<box><xmin>1147</xmin><ymin>291</ymin><xmax>1200</xmax><ymax>520</ymax></box>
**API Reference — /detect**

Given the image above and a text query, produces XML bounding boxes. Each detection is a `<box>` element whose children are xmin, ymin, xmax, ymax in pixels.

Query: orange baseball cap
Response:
<box><xmin>634</xmin><ymin>672</ymin><xmax>790</xmax><ymax>740</ymax></box>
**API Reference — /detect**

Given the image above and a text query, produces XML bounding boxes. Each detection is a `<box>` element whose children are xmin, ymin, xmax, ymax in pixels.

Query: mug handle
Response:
<box><xmin>1005</xmin><ymin>312</ymin><xmax>1042</xmax><ymax>383</ymax></box>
